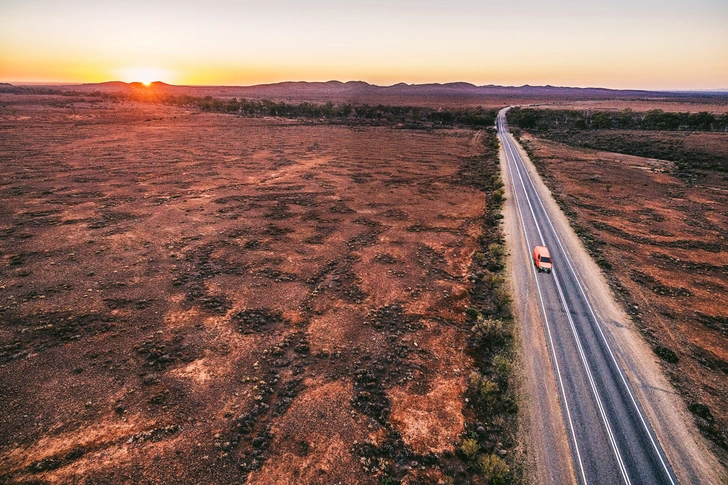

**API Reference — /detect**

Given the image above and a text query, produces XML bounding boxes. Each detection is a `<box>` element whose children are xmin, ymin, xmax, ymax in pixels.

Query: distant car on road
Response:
<box><xmin>533</xmin><ymin>245</ymin><xmax>552</xmax><ymax>273</ymax></box>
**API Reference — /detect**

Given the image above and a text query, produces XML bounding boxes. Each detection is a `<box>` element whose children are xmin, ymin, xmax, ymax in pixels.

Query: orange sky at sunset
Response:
<box><xmin>1</xmin><ymin>0</ymin><xmax>726</xmax><ymax>90</ymax></box>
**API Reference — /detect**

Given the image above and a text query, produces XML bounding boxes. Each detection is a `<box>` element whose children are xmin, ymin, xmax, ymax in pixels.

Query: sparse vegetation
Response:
<box><xmin>0</xmin><ymin>84</ymin><xmax>498</xmax><ymax>129</ymax></box>
<box><xmin>478</xmin><ymin>454</ymin><xmax>510</xmax><ymax>484</ymax></box>
<box><xmin>507</xmin><ymin>108</ymin><xmax>728</xmax><ymax>174</ymax></box>
<box><xmin>461</xmin><ymin>438</ymin><xmax>480</xmax><ymax>459</ymax></box>
<box><xmin>0</xmin><ymin>94</ymin><xmax>523</xmax><ymax>484</ymax></box>
<box><xmin>455</xmin><ymin>129</ymin><xmax>520</xmax><ymax>483</ymax></box>
<box><xmin>472</xmin><ymin>316</ymin><xmax>507</xmax><ymax>348</ymax></box>
<box><xmin>654</xmin><ymin>345</ymin><xmax>679</xmax><ymax>364</ymax></box>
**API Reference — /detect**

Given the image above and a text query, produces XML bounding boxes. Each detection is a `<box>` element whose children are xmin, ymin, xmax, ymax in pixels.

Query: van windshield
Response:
<box><xmin>541</xmin><ymin>257</ymin><xmax>551</xmax><ymax>263</ymax></box>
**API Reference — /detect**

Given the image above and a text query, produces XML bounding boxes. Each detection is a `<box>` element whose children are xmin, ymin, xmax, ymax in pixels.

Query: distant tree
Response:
<box><xmin>337</xmin><ymin>104</ymin><xmax>352</xmax><ymax>117</ymax></box>
<box><xmin>643</xmin><ymin>109</ymin><xmax>681</xmax><ymax>130</ymax></box>
<box><xmin>688</xmin><ymin>111</ymin><xmax>716</xmax><ymax>131</ymax></box>
<box><xmin>517</xmin><ymin>109</ymin><xmax>538</xmax><ymax>129</ymax></box>
<box><xmin>591</xmin><ymin>112</ymin><xmax>613</xmax><ymax>129</ymax></box>
<box><xmin>720</xmin><ymin>113</ymin><xmax>728</xmax><ymax>132</ymax></box>
<box><xmin>616</xmin><ymin>108</ymin><xmax>634</xmax><ymax>128</ymax></box>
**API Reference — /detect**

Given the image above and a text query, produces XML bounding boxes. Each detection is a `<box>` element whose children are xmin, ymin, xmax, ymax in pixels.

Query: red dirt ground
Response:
<box><xmin>519</xmin><ymin>132</ymin><xmax>728</xmax><ymax>462</ymax></box>
<box><xmin>0</xmin><ymin>95</ymin><xmax>494</xmax><ymax>483</ymax></box>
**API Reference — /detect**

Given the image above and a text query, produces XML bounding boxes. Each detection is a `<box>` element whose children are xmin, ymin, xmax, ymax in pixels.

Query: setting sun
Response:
<box><xmin>117</xmin><ymin>66</ymin><xmax>171</xmax><ymax>85</ymax></box>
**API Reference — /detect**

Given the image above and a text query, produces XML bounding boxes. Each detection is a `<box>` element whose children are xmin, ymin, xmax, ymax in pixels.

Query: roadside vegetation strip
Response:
<box><xmin>457</xmin><ymin>128</ymin><xmax>522</xmax><ymax>484</ymax></box>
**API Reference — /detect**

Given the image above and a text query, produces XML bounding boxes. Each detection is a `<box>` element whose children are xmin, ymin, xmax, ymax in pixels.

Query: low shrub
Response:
<box><xmin>466</xmin><ymin>307</ymin><xmax>481</xmax><ymax>320</ymax></box>
<box><xmin>460</xmin><ymin>438</ymin><xmax>480</xmax><ymax>460</ymax></box>
<box><xmin>472</xmin><ymin>316</ymin><xmax>507</xmax><ymax>347</ymax></box>
<box><xmin>478</xmin><ymin>454</ymin><xmax>509</xmax><ymax>484</ymax></box>
<box><xmin>492</xmin><ymin>355</ymin><xmax>512</xmax><ymax>381</ymax></box>
<box><xmin>654</xmin><ymin>345</ymin><xmax>679</xmax><ymax>364</ymax></box>
<box><xmin>688</xmin><ymin>402</ymin><xmax>714</xmax><ymax>423</ymax></box>
<box><xmin>488</xmin><ymin>243</ymin><xmax>505</xmax><ymax>260</ymax></box>
<box><xmin>468</xmin><ymin>372</ymin><xmax>502</xmax><ymax>414</ymax></box>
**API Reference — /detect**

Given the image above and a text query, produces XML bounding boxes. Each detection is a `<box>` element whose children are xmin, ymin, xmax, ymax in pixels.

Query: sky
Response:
<box><xmin>1</xmin><ymin>0</ymin><xmax>727</xmax><ymax>90</ymax></box>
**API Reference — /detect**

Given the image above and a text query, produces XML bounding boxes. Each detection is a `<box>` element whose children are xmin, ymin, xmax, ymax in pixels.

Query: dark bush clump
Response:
<box><xmin>654</xmin><ymin>345</ymin><xmax>679</xmax><ymax>364</ymax></box>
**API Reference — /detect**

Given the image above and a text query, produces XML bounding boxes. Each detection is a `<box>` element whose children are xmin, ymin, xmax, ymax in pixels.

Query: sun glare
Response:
<box><xmin>118</xmin><ymin>67</ymin><xmax>170</xmax><ymax>85</ymax></box>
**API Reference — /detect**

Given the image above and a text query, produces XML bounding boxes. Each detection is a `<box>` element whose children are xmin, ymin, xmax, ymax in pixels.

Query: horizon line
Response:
<box><xmin>3</xmin><ymin>79</ymin><xmax>728</xmax><ymax>93</ymax></box>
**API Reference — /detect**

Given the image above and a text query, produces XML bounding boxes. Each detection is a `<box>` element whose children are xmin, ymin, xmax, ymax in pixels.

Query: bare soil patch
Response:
<box><xmin>0</xmin><ymin>95</ymin><xmax>515</xmax><ymax>483</ymax></box>
<box><xmin>518</xmin><ymin>132</ymin><xmax>728</xmax><ymax>463</ymax></box>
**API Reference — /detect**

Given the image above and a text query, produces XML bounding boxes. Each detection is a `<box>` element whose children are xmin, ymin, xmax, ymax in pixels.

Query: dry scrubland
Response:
<box><xmin>0</xmin><ymin>95</ymin><xmax>516</xmax><ymax>483</ymax></box>
<box><xmin>517</xmin><ymin>131</ymin><xmax>728</xmax><ymax>464</ymax></box>
<box><xmin>541</xmin><ymin>99</ymin><xmax>728</xmax><ymax>114</ymax></box>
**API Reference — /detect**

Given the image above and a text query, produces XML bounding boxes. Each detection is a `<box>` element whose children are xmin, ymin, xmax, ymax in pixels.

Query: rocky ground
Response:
<box><xmin>0</xmin><ymin>95</ymin><xmax>516</xmax><ymax>484</ymax></box>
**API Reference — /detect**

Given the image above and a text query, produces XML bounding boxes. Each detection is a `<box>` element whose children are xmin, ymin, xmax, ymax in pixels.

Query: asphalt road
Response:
<box><xmin>497</xmin><ymin>108</ymin><xmax>678</xmax><ymax>485</ymax></box>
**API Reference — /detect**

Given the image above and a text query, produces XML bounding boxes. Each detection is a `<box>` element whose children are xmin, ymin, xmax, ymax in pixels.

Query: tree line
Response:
<box><xmin>0</xmin><ymin>84</ymin><xmax>497</xmax><ymax>129</ymax></box>
<box><xmin>507</xmin><ymin>107</ymin><xmax>728</xmax><ymax>132</ymax></box>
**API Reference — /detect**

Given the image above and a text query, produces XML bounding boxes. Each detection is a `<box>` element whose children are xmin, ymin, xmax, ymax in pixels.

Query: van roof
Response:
<box><xmin>534</xmin><ymin>245</ymin><xmax>550</xmax><ymax>256</ymax></box>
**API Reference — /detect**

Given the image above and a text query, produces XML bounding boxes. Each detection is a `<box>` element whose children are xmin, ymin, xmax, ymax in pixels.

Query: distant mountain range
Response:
<box><xmin>76</xmin><ymin>80</ymin><xmax>665</xmax><ymax>98</ymax></box>
<box><xmin>4</xmin><ymin>80</ymin><xmax>726</xmax><ymax>102</ymax></box>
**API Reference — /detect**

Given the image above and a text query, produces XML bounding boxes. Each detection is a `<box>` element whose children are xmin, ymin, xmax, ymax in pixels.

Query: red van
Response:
<box><xmin>533</xmin><ymin>246</ymin><xmax>552</xmax><ymax>274</ymax></box>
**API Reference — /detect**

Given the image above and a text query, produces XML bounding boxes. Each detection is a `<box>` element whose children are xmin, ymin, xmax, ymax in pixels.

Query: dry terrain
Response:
<box><xmin>518</xmin><ymin>131</ymin><xmax>728</xmax><ymax>464</ymax></box>
<box><xmin>539</xmin><ymin>99</ymin><xmax>728</xmax><ymax>114</ymax></box>
<box><xmin>9</xmin><ymin>81</ymin><xmax>726</xmax><ymax>112</ymax></box>
<box><xmin>0</xmin><ymin>94</ymin><xmax>516</xmax><ymax>483</ymax></box>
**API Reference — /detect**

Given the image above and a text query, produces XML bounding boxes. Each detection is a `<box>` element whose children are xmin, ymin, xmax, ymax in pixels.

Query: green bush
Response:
<box><xmin>472</xmin><ymin>316</ymin><xmax>506</xmax><ymax>345</ymax></box>
<box><xmin>466</xmin><ymin>307</ymin><xmax>481</xmax><ymax>320</ymax></box>
<box><xmin>492</xmin><ymin>355</ymin><xmax>512</xmax><ymax>380</ymax></box>
<box><xmin>487</xmin><ymin>274</ymin><xmax>504</xmax><ymax>289</ymax></box>
<box><xmin>469</xmin><ymin>372</ymin><xmax>501</xmax><ymax>410</ymax></box>
<box><xmin>488</xmin><ymin>243</ymin><xmax>504</xmax><ymax>260</ymax></box>
<box><xmin>493</xmin><ymin>287</ymin><xmax>512</xmax><ymax>316</ymax></box>
<box><xmin>688</xmin><ymin>402</ymin><xmax>714</xmax><ymax>422</ymax></box>
<box><xmin>461</xmin><ymin>438</ymin><xmax>480</xmax><ymax>459</ymax></box>
<box><xmin>654</xmin><ymin>345</ymin><xmax>679</xmax><ymax>364</ymax></box>
<box><xmin>492</xmin><ymin>188</ymin><xmax>505</xmax><ymax>204</ymax></box>
<box><xmin>490</xmin><ymin>174</ymin><xmax>504</xmax><ymax>189</ymax></box>
<box><xmin>478</xmin><ymin>454</ymin><xmax>509</xmax><ymax>484</ymax></box>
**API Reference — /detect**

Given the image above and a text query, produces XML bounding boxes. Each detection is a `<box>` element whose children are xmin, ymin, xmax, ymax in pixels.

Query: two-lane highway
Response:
<box><xmin>497</xmin><ymin>108</ymin><xmax>678</xmax><ymax>484</ymax></box>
